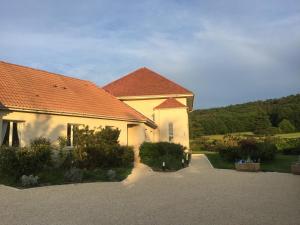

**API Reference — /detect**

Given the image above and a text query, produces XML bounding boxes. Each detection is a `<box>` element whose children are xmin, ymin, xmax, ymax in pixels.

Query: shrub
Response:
<box><xmin>0</xmin><ymin>137</ymin><xmax>52</xmax><ymax>178</ymax></box>
<box><xmin>20</xmin><ymin>175</ymin><xmax>39</xmax><ymax>187</ymax></box>
<box><xmin>140</xmin><ymin>142</ymin><xmax>185</xmax><ymax>170</ymax></box>
<box><xmin>276</xmin><ymin>138</ymin><xmax>300</xmax><ymax>155</ymax></box>
<box><xmin>219</xmin><ymin>138</ymin><xmax>276</xmax><ymax>162</ymax></box>
<box><xmin>106</xmin><ymin>169</ymin><xmax>116</xmax><ymax>180</ymax></box>
<box><xmin>57</xmin><ymin>149</ymin><xmax>75</xmax><ymax>169</ymax></box>
<box><xmin>282</xmin><ymin>147</ymin><xmax>300</xmax><ymax>155</ymax></box>
<box><xmin>58</xmin><ymin>136</ymin><xmax>67</xmax><ymax>149</ymax></box>
<box><xmin>278</xmin><ymin>119</ymin><xmax>295</xmax><ymax>133</ymax></box>
<box><xmin>83</xmin><ymin>144</ymin><xmax>134</xmax><ymax>169</ymax></box>
<box><xmin>0</xmin><ymin>147</ymin><xmax>19</xmax><ymax>176</ymax></box>
<box><xmin>30</xmin><ymin>137</ymin><xmax>51</xmax><ymax>149</ymax></box>
<box><xmin>219</xmin><ymin>146</ymin><xmax>240</xmax><ymax>162</ymax></box>
<box><xmin>64</xmin><ymin>168</ymin><xmax>83</xmax><ymax>183</ymax></box>
<box><xmin>255</xmin><ymin>141</ymin><xmax>276</xmax><ymax>161</ymax></box>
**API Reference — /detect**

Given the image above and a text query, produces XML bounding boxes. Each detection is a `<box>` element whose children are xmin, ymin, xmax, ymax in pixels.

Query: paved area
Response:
<box><xmin>0</xmin><ymin>154</ymin><xmax>300</xmax><ymax>225</ymax></box>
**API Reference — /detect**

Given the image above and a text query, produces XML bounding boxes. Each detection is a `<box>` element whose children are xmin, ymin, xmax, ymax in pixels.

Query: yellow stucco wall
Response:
<box><xmin>0</xmin><ymin>110</ymin><xmax>148</xmax><ymax>147</ymax></box>
<box><xmin>122</xmin><ymin>97</ymin><xmax>190</xmax><ymax>149</ymax></box>
<box><xmin>123</xmin><ymin>97</ymin><xmax>187</xmax><ymax>120</ymax></box>
<box><xmin>154</xmin><ymin>107</ymin><xmax>190</xmax><ymax>148</ymax></box>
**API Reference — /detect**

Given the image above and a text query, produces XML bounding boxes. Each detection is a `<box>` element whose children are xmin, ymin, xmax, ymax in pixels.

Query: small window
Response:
<box><xmin>168</xmin><ymin>122</ymin><xmax>174</xmax><ymax>142</ymax></box>
<box><xmin>66</xmin><ymin>124</ymin><xmax>79</xmax><ymax>147</ymax></box>
<box><xmin>152</xmin><ymin>114</ymin><xmax>155</xmax><ymax>121</ymax></box>
<box><xmin>1</xmin><ymin>120</ymin><xmax>22</xmax><ymax>147</ymax></box>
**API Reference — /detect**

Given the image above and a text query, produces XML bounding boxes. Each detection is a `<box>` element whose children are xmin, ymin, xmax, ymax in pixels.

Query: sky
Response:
<box><xmin>1</xmin><ymin>0</ymin><xmax>300</xmax><ymax>109</ymax></box>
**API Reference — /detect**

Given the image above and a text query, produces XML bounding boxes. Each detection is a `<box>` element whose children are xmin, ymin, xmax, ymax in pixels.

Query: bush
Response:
<box><xmin>83</xmin><ymin>144</ymin><xmax>134</xmax><ymax>169</ymax></box>
<box><xmin>140</xmin><ymin>142</ymin><xmax>186</xmax><ymax>170</ymax></box>
<box><xmin>219</xmin><ymin>146</ymin><xmax>240</xmax><ymax>162</ymax></box>
<box><xmin>0</xmin><ymin>137</ymin><xmax>53</xmax><ymax>178</ymax></box>
<box><xmin>219</xmin><ymin>138</ymin><xmax>277</xmax><ymax>162</ymax></box>
<box><xmin>282</xmin><ymin>147</ymin><xmax>300</xmax><ymax>155</ymax></box>
<box><xmin>30</xmin><ymin>137</ymin><xmax>51</xmax><ymax>149</ymax></box>
<box><xmin>64</xmin><ymin>168</ymin><xmax>83</xmax><ymax>183</ymax></box>
<box><xmin>20</xmin><ymin>174</ymin><xmax>39</xmax><ymax>187</ymax></box>
<box><xmin>276</xmin><ymin>138</ymin><xmax>300</xmax><ymax>155</ymax></box>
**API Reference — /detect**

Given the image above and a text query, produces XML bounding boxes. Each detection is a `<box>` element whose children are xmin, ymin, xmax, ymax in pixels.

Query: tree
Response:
<box><xmin>278</xmin><ymin>119</ymin><xmax>295</xmax><ymax>133</ymax></box>
<box><xmin>253</xmin><ymin>109</ymin><xmax>272</xmax><ymax>134</ymax></box>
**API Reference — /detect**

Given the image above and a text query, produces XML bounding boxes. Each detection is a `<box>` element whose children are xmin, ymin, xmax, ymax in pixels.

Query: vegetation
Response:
<box><xmin>190</xmin><ymin>94</ymin><xmax>300</xmax><ymax>137</ymax></box>
<box><xmin>199</xmin><ymin>151</ymin><xmax>298</xmax><ymax>173</ymax></box>
<box><xmin>0</xmin><ymin>127</ymin><xmax>134</xmax><ymax>188</ymax></box>
<box><xmin>191</xmin><ymin>134</ymin><xmax>300</xmax><ymax>173</ymax></box>
<box><xmin>140</xmin><ymin>142</ymin><xmax>188</xmax><ymax>171</ymax></box>
<box><xmin>218</xmin><ymin>138</ymin><xmax>276</xmax><ymax>162</ymax></box>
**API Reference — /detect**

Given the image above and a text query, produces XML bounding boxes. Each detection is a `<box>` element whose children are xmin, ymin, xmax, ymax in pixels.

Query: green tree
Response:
<box><xmin>278</xmin><ymin>119</ymin><xmax>295</xmax><ymax>133</ymax></box>
<box><xmin>253</xmin><ymin>109</ymin><xmax>272</xmax><ymax>134</ymax></box>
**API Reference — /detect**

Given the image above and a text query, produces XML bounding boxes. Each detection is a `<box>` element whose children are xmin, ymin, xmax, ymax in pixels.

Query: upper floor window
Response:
<box><xmin>1</xmin><ymin>120</ymin><xmax>23</xmax><ymax>147</ymax></box>
<box><xmin>168</xmin><ymin>122</ymin><xmax>174</xmax><ymax>142</ymax></box>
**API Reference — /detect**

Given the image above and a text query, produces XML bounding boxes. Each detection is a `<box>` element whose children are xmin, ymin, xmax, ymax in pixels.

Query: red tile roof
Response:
<box><xmin>0</xmin><ymin>61</ymin><xmax>155</xmax><ymax>126</ymax></box>
<box><xmin>103</xmin><ymin>67</ymin><xmax>193</xmax><ymax>97</ymax></box>
<box><xmin>154</xmin><ymin>98</ymin><xmax>187</xmax><ymax>109</ymax></box>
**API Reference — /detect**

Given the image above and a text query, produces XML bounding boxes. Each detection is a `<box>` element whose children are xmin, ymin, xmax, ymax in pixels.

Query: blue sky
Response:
<box><xmin>1</xmin><ymin>0</ymin><xmax>300</xmax><ymax>108</ymax></box>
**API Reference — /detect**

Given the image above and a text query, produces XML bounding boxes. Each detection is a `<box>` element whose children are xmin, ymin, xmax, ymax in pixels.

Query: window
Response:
<box><xmin>66</xmin><ymin>124</ymin><xmax>79</xmax><ymax>147</ymax></box>
<box><xmin>152</xmin><ymin>113</ymin><xmax>155</xmax><ymax>122</ymax></box>
<box><xmin>168</xmin><ymin>122</ymin><xmax>174</xmax><ymax>142</ymax></box>
<box><xmin>1</xmin><ymin>120</ymin><xmax>22</xmax><ymax>147</ymax></box>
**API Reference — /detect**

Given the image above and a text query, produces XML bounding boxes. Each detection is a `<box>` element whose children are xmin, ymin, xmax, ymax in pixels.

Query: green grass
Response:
<box><xmin>199</xmin><ymin>132</ymin><xmax>300</xmax><ymax>141</ymax></box>
<box><xmin>194</xmin><ymin>151</ymin><xmax>298</xmax><ymax>173</ymax></box>
<box><xmin>202</xmin><ymin>151</ymin><xmax>235</xmax><ymax>169</ymax></box>
<box><xmin>275</xmin><ymin>132</ymin><xmax>300</xmax><ymax>139</ymax></box>
<box><xmin>260</xmin><ymin>154</ymin><xmax>298</xmax><ymax>173</ymax></box>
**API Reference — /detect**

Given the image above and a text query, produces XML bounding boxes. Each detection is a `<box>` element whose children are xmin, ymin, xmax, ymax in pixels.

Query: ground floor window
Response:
<box><xmin>66</xmin><ymin>124</ymin><xmax>79</xmax><ymax>147</ymax></box>
<box><xmin>1</xmin><ymin>120</ymin><xmax>23</xmax><ymax>147</ymax></box>
<box><xmin>168</xmin><ymin>122</ymin><xmax>174</xmax><ymax>142</ymax></box>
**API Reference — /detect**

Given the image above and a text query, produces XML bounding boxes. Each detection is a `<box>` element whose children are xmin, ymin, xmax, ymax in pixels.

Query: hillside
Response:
<box><xmin>189</xmin><ymin>94</ymin><xmax>300</xmax><ymax>138</ymax></box>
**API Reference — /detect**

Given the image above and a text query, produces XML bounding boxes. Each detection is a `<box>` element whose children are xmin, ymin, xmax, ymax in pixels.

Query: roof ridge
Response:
<box><xmin>0</xmin><ymin>60</ymin><xmax>93</xmax><ymax>84</ymax></box>
<box><xmin>103</xmin><ymin>67</ymin><xmax>146</xmax><ymax>89</ymax></box>
<box><xmin>103</xmin><ymin>67</ymin><xmax>193</xmax><ymax>96</ymax></box>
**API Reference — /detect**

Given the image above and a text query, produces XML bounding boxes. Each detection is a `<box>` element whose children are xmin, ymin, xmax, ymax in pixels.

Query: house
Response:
<box><xmin>103</xmin><ymin>67</ymin><xmax>194</xmax><ymax>148</ymax></box>
<box><xmin>0</xmin><ymin>61</ymin><xmax>194</xmax><ymax>151</ymax></box>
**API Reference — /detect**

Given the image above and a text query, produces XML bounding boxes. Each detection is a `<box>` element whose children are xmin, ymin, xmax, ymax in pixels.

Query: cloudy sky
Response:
<box><xmin>1</xmin><ymin>0</ymin><xmax>299</xmax><ymax>108</ymax></box>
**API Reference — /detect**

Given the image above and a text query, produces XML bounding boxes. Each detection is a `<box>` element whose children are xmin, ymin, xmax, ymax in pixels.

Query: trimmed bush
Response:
<box><xmin>140</xmin><ymin>142</ymin><xmax>186</xmax><ymax>171</ymax></box>
<box><xmin>83</xmin><ymin>144</ymin><xmax>134</xmax><ymax>169</ymax></box>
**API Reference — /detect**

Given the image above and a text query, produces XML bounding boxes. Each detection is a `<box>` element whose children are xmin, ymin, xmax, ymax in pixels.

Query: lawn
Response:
<box><xmin>195</xmin><ymin>151</ymin><xmax>298</xmax><ymax>173</ymax></box>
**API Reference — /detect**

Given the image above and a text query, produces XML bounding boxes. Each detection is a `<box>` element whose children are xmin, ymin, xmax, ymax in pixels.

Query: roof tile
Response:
<box><xmin>0</xmin><ymin>61</ymin><xmax>154</xmax><ymax>125</ymax></box>
<box><xmin>103</xmin><ymin>67</ymin><xmax>193</xmax><ymax>97</ymax></box>
<box><xmin>154</xmin><ymin>98</ymin><xmax>187</xmax><ymax>109</ymax></box>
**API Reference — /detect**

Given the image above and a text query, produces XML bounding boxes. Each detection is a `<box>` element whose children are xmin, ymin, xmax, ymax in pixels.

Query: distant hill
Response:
<box><xmin>189</xmin><ymin>94</ymin><xmax>300</xmax><ymax>138</ymax></box>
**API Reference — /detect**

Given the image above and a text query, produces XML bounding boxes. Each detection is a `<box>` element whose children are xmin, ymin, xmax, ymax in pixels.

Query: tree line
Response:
<box><xmin>189</xmin><ymin>94</ymin><xmax>300</xmax><ymax>138</ymax></box>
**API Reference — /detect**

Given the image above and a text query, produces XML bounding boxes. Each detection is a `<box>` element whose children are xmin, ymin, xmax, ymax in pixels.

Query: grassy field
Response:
<box><xmin>194</xmin><ymin>151</ymin><xmax>298</xmax><ymax>173</ymax></box>
<box><xmin>200</xmin><ymin>132</ymin><xmax>300</xmax><ymax>141</ymax></box>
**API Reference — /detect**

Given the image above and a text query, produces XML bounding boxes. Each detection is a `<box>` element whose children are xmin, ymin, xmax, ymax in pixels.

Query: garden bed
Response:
<box><xmin>0</xmin><ymin>127</ymin><xmax>134</xmax><ymax>188</ymax></box>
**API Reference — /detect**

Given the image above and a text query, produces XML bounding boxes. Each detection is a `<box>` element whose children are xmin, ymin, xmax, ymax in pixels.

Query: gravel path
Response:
<box><xmin>0</xmin><ymin>154</ymin><xmax>299</xmax><ymax>225</ymax></box>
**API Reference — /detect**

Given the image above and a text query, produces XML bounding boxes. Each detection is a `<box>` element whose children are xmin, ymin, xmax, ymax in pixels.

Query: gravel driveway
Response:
<box><xmin>0</xmin><ymin>154</ymin><xmax>299</xmax><ymax>225</ymax></box>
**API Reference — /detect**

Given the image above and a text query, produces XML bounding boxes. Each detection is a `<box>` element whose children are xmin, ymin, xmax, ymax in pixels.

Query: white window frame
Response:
<box><xmin>0</xmin><ymin>120</ymin><xmax>24</xmax><ymax>147</ymax></box>
<box><xmin>67</xmin><ymin>123</ymin><xmax>80</xmax><ymax>147</ymax></box>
